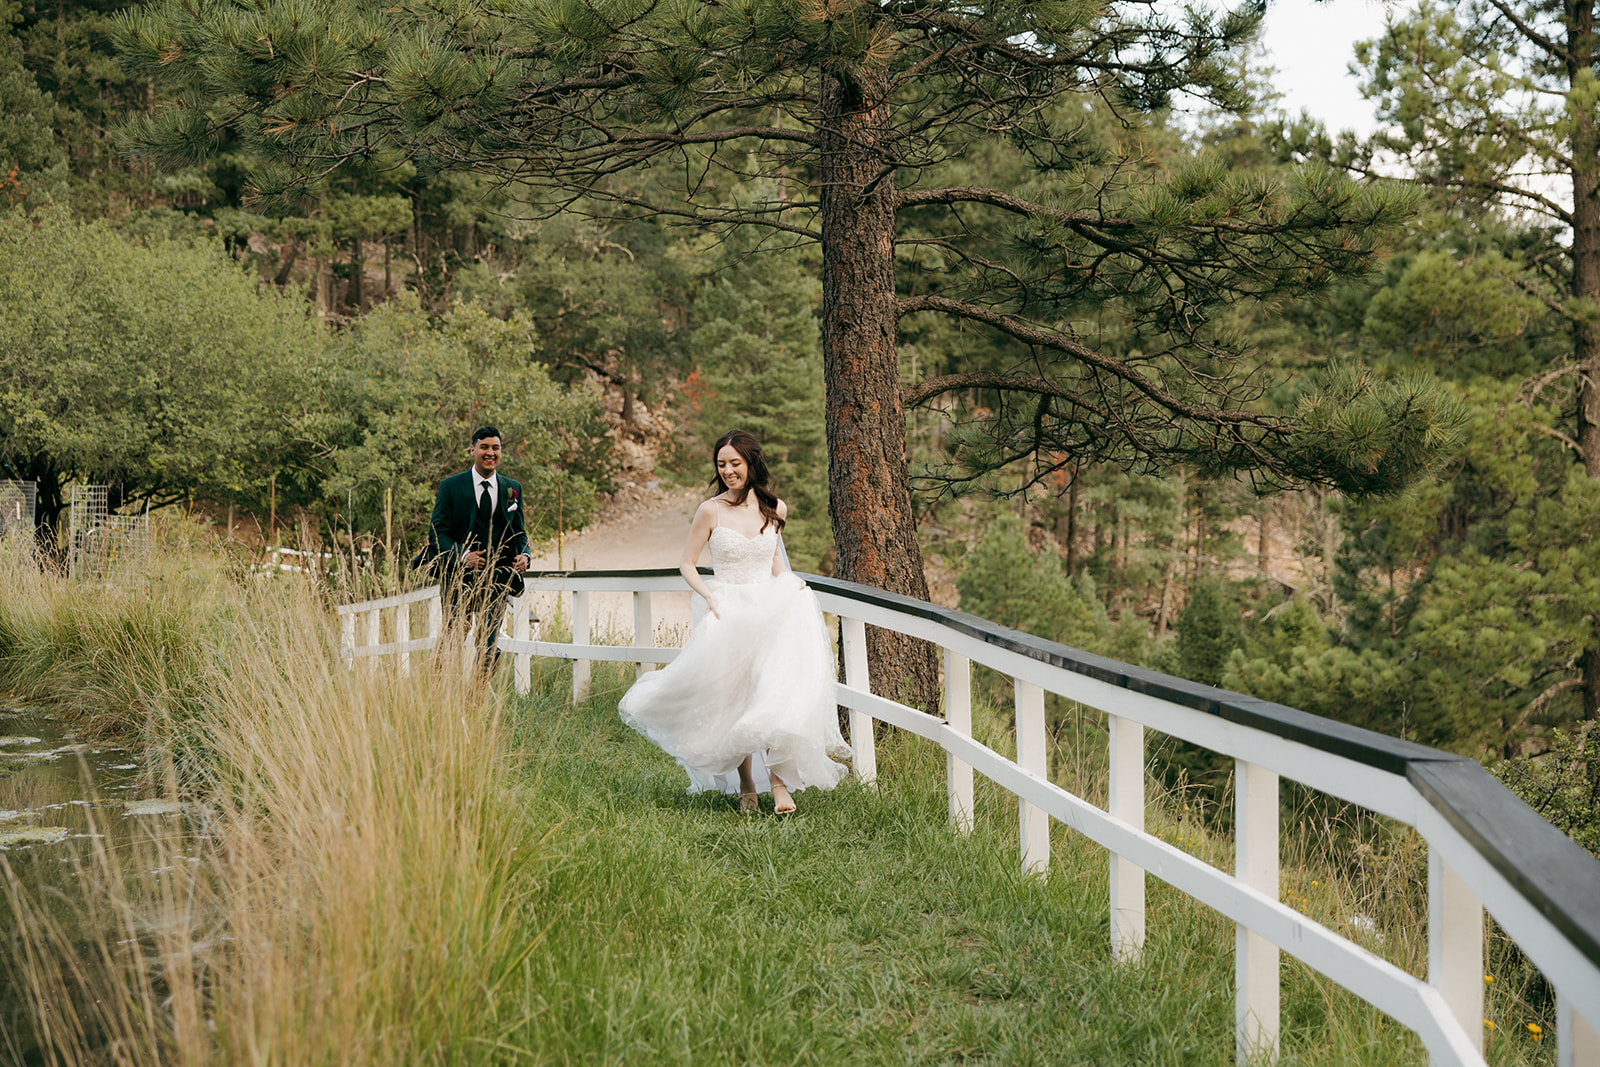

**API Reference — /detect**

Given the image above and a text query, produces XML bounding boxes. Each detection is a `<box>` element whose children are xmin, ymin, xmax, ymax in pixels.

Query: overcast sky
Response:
<box><xmin>1256</xmin><ymin>0</ymin><xmax>1398</xmax><ymax>135</ymax></box>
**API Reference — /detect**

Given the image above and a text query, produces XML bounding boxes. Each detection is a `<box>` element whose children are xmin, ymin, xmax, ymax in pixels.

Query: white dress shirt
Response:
<box><xmin>473</xmin><ymin>472</ymin><xmax>498</xmax><ymax>513</ymax></box>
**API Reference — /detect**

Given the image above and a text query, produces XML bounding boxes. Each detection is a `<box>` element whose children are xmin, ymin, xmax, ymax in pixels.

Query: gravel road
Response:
<box><xmin>524</xmin><ymin>486</ymin><xmax>703</xmax><ymax>643</ymax></box>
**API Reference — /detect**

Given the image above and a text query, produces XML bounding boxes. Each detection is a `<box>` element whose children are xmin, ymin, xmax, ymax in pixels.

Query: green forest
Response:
<box><xmin>1</xmin><ymin>0</ymin><xmax>1595</xmax><ymax>841</ymax></box>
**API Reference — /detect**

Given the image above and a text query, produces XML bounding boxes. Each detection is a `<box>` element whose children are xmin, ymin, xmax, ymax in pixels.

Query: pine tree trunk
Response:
<box><xmin>1257</xmin><ymin>503</ymin><xmax>1269</xmax><ymax>576</ymax></box>
<box><xmin>1570</xmin><ymin>0</ymin><xmax>1600</xmax><ymax>479</ymax></box>
<box><xmin>315</xmin><ymin>258</ymin><xmax>331</xmax><ymax>321</ymax></box>
<box><xmin>1155</xmin><ymin>563</ymin><xmax>1174</xmax><ymax>635</ymax></box>
<box><xmin>273</xmin><ymin>237</ymin><xmax>299</xmax><ymax>288</ymax></box>
<box><xmin>353</xmin><ymin>238</ymin><xmax>366</xmax><ymax>314</ymax></box>
<box><xmin>1064</xmin><ymin>473</ymin><xmax>1079</xmax><ymax>574</ymax></box>
<box><xmin>818</xmin><ymin>67</ymin><xmax>939</xmax><ymax>711</ymax></box>
<box><xmin>1568</xmin><ymin>0</ymin><xmax>1600</xmax><ymax>717</ymax></box>
<box><xmin>1579</xmin><ymin>647</ymin><xmax>1600</xmax><ymax>721</ymax></box>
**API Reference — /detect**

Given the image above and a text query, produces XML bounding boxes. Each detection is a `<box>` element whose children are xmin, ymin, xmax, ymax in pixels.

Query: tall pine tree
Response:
<box><xmin>1349</xmin><ymin>0</ymin><xmax>1600</xmax><ymax>716</ymax></box>
<box><xmin>691</xmin><ymin>220</ymin><xmax>829</xmax><ymax>569</ymax></box>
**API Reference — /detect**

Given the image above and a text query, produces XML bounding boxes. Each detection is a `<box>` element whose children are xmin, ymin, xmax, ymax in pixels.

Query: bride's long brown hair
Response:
<box><xmin>709</xmin><ymin>429</ymin><xmax>785</xmax><ymax>534</ymax></box>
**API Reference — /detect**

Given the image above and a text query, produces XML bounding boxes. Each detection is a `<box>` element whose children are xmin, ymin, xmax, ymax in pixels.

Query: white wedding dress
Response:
<box><xmin>618</xmin><ymin>521</ymin><xmax>851</xmax><ymax>796</ymax></box>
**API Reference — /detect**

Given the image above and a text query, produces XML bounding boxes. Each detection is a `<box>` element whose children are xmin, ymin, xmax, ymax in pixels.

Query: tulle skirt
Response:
<box><xmin>618</xmin><ymin>573</ymin><xmax>851</xmax><ymax>794</ymax></box>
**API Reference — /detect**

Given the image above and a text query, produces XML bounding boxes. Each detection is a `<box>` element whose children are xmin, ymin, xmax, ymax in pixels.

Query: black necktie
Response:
<box><xmin>477</xmin><ymin>481</ymin><xmax>492</xmax><ymax>530</ymax></box>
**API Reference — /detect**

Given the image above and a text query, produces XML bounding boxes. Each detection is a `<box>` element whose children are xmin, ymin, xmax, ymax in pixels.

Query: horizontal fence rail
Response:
<box><xmin>342</xmin><ymin>568</ymin><xmax>1600</xmax><ymax>1067</ymax></box>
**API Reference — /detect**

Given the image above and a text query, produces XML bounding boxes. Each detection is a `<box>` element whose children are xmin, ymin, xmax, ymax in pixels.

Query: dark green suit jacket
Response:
<box><xmin>423</xmin><ymin>469</ymin><xmax>531</xmax><ymax>594</ymax></box>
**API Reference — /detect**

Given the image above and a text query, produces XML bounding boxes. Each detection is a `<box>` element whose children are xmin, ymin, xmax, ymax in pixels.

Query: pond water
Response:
<box><xmin>0</xmin><ymin>705</ymin><xmax>152</xmax><ymax>850</ymax></box>
<box><xmin>0</xmin><ymin>705</ymin><xmax>193</xmax><ymax>1062</ymax></box>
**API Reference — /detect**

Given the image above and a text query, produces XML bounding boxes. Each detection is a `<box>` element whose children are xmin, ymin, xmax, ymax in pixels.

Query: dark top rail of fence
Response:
<box><xmin>517</xmin><ymin>566</ymin><xmax>1600</xmax><ymax>973</ymax></box>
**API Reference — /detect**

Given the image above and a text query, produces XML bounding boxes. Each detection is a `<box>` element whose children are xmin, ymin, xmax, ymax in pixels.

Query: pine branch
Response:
<box><xmin>896</xmin><ymin>186</ymin><xmax>1129</xmax><ymax>225</ymax></box>
<box><xmin>897</xmin><ymin>295</ymin><xmax>1274</xmax><ymax>428</ymax></box>
<box><xmin>1480</xmin><ymin>0</ymin><xmax>1574</xmax><ymax>65</ymax></box>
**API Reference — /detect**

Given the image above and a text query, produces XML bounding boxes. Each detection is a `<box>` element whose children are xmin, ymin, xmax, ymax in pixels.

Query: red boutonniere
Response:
<box><xmin>506</xmin><ymin>487</ymin><xmax>520</xmax><ymax>513</ymax></box>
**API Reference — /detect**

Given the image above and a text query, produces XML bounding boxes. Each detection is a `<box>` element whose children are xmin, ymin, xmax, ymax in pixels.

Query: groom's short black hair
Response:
<box><xmin>471</xmin><ymin>426</ymin><xmax>501</xmax><ymax>445</ymax></box>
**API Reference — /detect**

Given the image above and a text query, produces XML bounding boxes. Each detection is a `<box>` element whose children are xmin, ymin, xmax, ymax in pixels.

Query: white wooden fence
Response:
<box><xmin>338</xmin><ymin>584</ymin><xmax>443</xmax><ymax>675</ymax></box>
<box><xmin>340</xmin><ymin>568</ymin><xmax>1600</xmax><ymax>1067</ymax></box>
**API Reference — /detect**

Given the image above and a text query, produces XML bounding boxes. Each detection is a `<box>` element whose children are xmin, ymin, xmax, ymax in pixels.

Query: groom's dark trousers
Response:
<box><xmin>422</xmin><ymin>470</ymin><xmax>530</xmax><ymax>665</ymax></box>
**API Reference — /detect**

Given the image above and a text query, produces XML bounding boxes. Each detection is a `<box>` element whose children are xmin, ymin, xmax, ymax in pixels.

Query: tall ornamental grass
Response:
<box><xmin>0</xmin><ymin>532</ymin><xmax>539</xmax><ymax>1065</ymax></box>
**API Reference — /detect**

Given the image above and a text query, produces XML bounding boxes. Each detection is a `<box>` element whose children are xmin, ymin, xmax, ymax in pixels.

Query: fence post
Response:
<box><xmin>427</xmin><ymin>591</ymin><xmax>442</xmax><ymax>654</ymax></box>
<box><xmin>944</xmin><ymin>648</ymin><xmax>973</xmax><ymax>833</ymax></box>
<box><xmin>1559</xmin><ymin>991</ymin><xmax>1600</xmax><ymax>1067</ymax></box>
<box><xmin>572</xmin><ymin>590</ymin><xmax>591</xmax><ymax>704</ymax></box>
<box><xmin>1235</xmin><ymin>759</ymin><xmax>1280</xmax><ymax>1064</ymax></box>
<box><xmin>513</xmin><ymin>593</ymin><xmax>530</xmax><ymax>696</ymax></box>
<box><xmin>341</xmin><ymin>612</ymin><xmax>355</xmax><ymax>671</ymax></box>
<box><xmin>841</xmin><ymin>617</ymin><xmax>876</xmax><ymax>788</ymax></box>
<box><xmin>634</xmin><ymin>591</ymin><xmax>653</xmax><ymax>679</ymax></box>
<box><xmin>397</xmin><ymin>599</ymin><xmax>411</xmax><ymax>678</ymax></box>
<box><xmin>1015</xmin><ymin>680</ymin><xmax>1048</xmax><ymax>876</ymax></box>
<box><xmin>1108</xmin><ymin>714</ymin><xmax>1145</xmax><ymax>962</ymax></box>
<box><xmin>365</xmin><ymin>607</ymin><xmax>381</xmax><ymax>676</ymax></box>
<box><xmin>1428</xmin><ymin>852</ymin><xmax>1484</xmax><ymax>1063</ymax></box>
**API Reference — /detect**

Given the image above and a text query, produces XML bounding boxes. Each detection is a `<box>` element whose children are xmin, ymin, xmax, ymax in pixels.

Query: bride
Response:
<box><xmin>618</xmin><ymin>429</ymin><xmax>850</xmax><ymax>814</ymax></box>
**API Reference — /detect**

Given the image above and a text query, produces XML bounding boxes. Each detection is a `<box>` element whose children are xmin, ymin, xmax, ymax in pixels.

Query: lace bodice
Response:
<box><xmin>708</xmin><ymin>526</ymin><xmax>777</xmax><ymax>585</ymax></box>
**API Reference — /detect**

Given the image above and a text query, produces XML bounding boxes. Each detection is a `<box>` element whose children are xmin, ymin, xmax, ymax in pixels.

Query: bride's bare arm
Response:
<box><xmin>681</xmin><ymin>502</ymin><xmax>721</xmax><ymax>615</ymax></box>
<box><xmin>771</xmin><ymin>499</ymin><xmax>797</xmax><ymax>580</ymax></box>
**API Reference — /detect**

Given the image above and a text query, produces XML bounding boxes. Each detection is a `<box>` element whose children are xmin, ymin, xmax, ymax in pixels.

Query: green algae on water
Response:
<box><xmin>0</xmin><ymin>825</ymin><xmax>70</xmax><ymax>848</ymax></box>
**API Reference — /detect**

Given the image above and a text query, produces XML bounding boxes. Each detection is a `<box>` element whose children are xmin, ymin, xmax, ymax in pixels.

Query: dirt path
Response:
<box><xmin>525</xmin><ymin>486</ymin><xmax>703</xmax><ymax>641</ymax></box>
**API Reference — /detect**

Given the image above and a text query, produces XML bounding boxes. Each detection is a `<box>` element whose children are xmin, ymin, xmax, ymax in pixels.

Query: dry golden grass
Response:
<box><xmin>2</xmin><ymin>528</ymin><xmax>539</xmax><ymax>1065</ymax></box>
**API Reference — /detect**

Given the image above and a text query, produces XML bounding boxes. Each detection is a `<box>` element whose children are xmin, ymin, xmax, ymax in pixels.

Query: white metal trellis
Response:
<box><xmin>0</xmin><ymin>480</ymin><xmax>36</xmax><ymax>545</ymax></box>
<box><xmin>68</xmin><ymin>485</ymin><xmax>150</xmax><ymax>581</ymax></box>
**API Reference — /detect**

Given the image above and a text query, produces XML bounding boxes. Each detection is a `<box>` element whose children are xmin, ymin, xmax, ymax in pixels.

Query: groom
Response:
<box><xmin>424</xmin><ymin>426</ymin><xmax>531</xmax><ymax>664</ymax></box>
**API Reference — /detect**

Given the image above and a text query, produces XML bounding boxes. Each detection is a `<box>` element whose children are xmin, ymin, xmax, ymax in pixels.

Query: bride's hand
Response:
<box><xmin>704</xmin><ymin>595</ymin><xmax>721</xmax><ymax>619</ymax></box>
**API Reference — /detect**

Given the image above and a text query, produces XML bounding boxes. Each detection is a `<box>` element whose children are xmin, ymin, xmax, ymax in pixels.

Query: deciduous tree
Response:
<box><xmin>313</xmin><ymin>297</ymin><xmax>606</xmax><ymax>551</ymax></box>
<box><xmin>0</xmin><ymin>208</ymin><xmax>324</xmax><ymax>552</ymax></box>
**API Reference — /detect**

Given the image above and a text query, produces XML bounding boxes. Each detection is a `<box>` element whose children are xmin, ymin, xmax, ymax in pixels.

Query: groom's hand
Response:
<box><xmin>462</xmin><ymin>549</ymin><xmax>487</xmax><ymax>570</ymax></box>
<box><xmin>512</xmin><ymin>554</ymin><xmax>529</xmax><ymax>573</ymax></box>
